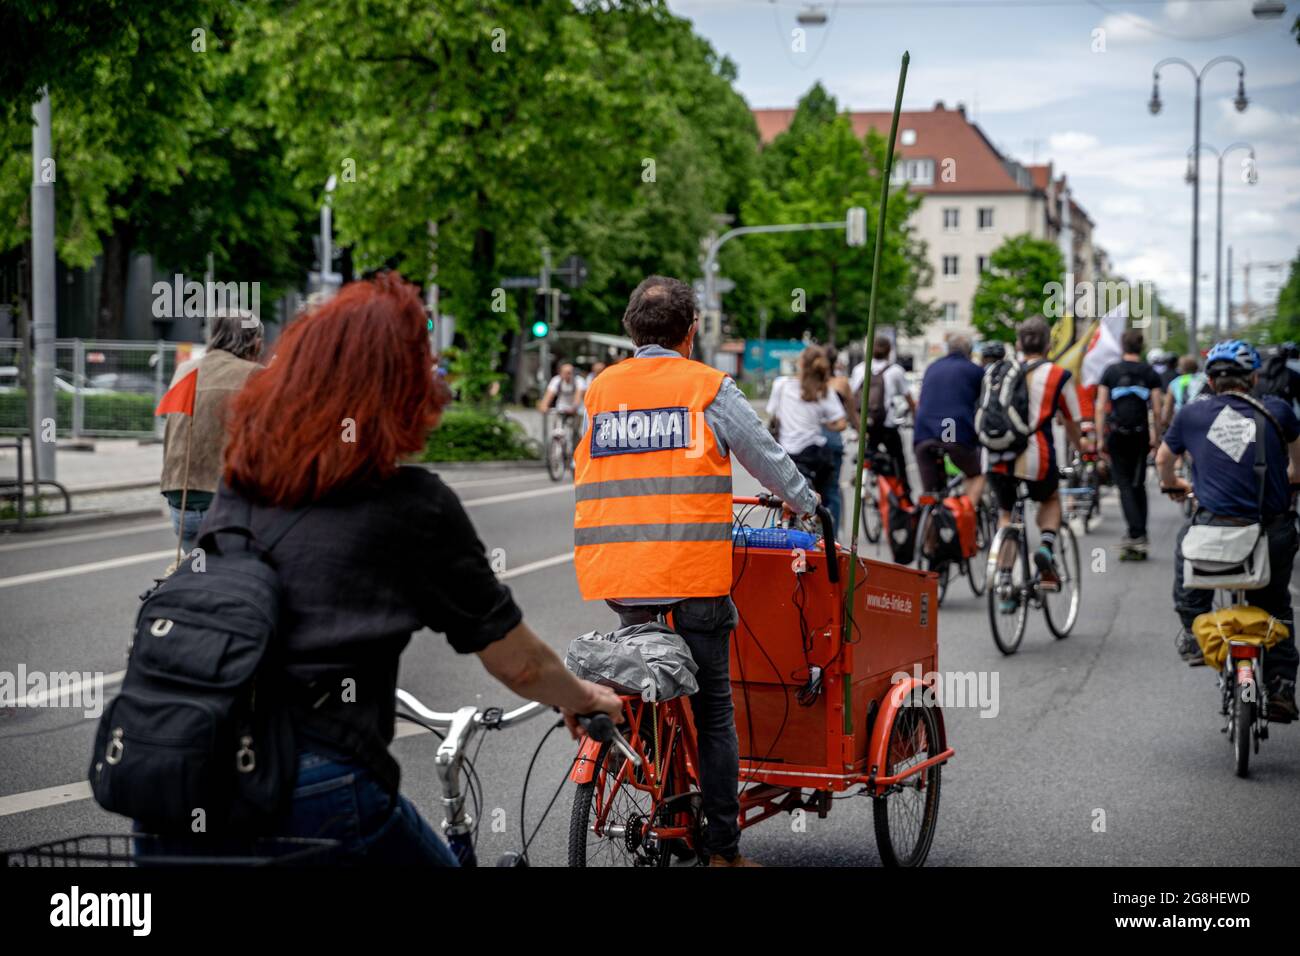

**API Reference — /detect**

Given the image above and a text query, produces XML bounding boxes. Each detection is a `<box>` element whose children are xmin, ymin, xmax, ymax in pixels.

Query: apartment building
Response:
<box><xmin>753</xmin><ymin>102</ymin><xmax>1097</xmax><ymax>364</ymax></box>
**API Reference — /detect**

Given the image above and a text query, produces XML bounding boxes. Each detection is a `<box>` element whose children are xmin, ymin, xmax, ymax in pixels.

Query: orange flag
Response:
<box><xmin>155</xmin><ymin>368</ymin><xmax>198</xmax><ymax>417</ymax></box>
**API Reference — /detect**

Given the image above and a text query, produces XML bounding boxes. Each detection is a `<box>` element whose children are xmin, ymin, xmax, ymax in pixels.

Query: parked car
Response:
<box><xmin>87</xmin><ymin>372</ymin><xmax>158</xmax><ymax>395</ymax></box>
<box><xmin>0</xmin><ymin>365</ymin><xmax>112</xmax><ymax>395</ymax></box>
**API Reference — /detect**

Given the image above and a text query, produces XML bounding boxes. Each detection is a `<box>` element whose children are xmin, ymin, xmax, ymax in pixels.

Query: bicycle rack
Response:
<box><xmin>1</xmin><ymin>436</ymin><xmax>72</xmax><ymax>530</ymax></box>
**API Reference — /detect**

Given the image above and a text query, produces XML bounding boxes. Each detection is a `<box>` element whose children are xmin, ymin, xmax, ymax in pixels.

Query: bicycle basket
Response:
<box><xmin>4</xmin><ymin>834</ymin><xmax>342</xmax><ymax>867</ymax></box>
<box><xmin>565</xmin><ymin>622</ymin><xmax>699</xmax><ymax>702</ymax></box>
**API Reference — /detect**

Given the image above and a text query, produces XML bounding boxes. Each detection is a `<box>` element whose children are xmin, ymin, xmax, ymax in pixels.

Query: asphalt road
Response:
<box><xmin>2</xmin><ymin>456</ymin><xmax>1298</xmax><ymax>866</ymax></box>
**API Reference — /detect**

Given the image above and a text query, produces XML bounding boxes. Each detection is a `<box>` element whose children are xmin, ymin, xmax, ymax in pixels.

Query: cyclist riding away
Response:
<box><xmin>1157</xmin><ymin>339</ymin><xmax>1300</xmax><ymax>721</ymax></box>
<box><xmin>913</xmin><ymin>332</ymin><xmax>986</xmax><ymax>506</ymax></box>
<box><xmin>538</xmin><ymin>361</ymin><xmax>587</xmax><ymax>443</ymax></box>
<box><xmin>1162</xmin><ymin>354</ymin><xmax>1208</xmax><ymax>430</ymax></box>
<box><xmin>984</xmin><ymin>318</ymin><xmax>1091</xmax><ymax>607</ymax></box>
<box><xmin>1096</xmin><ymin>331</ymin><xmax>1164</xmax><ymax>561</ymax></box>
<box><xmin>572</xmin><ymin>275</ymin><xmax>820</xmax><ymax>867</ymax></box>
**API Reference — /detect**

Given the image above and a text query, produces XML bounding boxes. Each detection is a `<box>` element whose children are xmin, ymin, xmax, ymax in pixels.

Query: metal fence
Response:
<box><xmin>0</xmin><ymin>338</ymin><xmax>189</xmax><ymax>439</ymax></box>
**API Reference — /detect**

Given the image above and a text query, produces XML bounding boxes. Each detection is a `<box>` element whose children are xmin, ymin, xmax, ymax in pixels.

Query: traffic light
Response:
<box><xmin>532</xmin><ymin>319</ymin><xmax>550</xmax><ymax>338</ymax></box>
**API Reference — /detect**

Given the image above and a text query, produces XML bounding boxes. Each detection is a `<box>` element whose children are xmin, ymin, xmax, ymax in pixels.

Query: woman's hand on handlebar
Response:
<box><xmin>782</xmin><ymin>490</ymin><xmax>821</xmax><ymax>523</ymax></box>
<box><xmin>562</xmin><ymin>681</ymin><xmax>623</xmax><ymax>740</ymax></box>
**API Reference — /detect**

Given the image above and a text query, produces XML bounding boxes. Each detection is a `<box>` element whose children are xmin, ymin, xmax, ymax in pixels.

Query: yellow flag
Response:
<box><xmin>1048</xmin><ymin>313</ymin><xmax>1075</xmax><ymax>362</ymax></box>
<box><xmin>1055</xmin><ymin>319</ymin><xmax>1099</xmax><ymax>380</ymax></box>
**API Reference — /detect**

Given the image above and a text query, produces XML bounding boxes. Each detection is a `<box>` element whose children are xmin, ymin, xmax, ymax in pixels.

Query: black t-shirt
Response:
<box><xmin>202</xmin><ymin>466</ymin><xmax>522</xmax><ymax>787</ymax></box>
<box><xmin>1100</xmin><ymin>360</ymin><xmax>1162</xmax><ymax>432</ymax></box>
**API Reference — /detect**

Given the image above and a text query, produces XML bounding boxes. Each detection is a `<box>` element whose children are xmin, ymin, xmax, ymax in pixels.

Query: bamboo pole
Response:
<box><xmin>844</xmin><ymin>51</ymin><xmax>910</xmax><ymax>650</ymax></box>
<box><xmin>175</xmin><ymin>418</ymin><xmax>193</xmax><ymax>567</ymax></box>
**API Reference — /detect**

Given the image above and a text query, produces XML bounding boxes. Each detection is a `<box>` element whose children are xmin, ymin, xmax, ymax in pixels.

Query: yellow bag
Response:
<box><xmin>1191</xmin><ymin>605</ymin><xmax>1289</xmax><ymax>671</ymax></box>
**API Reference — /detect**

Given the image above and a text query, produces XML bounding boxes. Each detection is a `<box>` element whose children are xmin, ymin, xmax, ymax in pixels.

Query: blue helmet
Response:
<box><xmin>1204</xmin><ymin>339</ymin><xmax>1260</xmax><ymax>375</ymax></box>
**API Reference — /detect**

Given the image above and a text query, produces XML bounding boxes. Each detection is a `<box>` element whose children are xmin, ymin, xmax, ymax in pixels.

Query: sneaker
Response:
<box><xmin>1034</xmin><ymin>545</ymin><xmax>1060</xmax><ymax>591</ymax></box>
<box><xmin>1266</xmin><ymin>677</ymin><xmax>1297</xmax><ymax>723</ymax></box>
<box><xmin>1175</xmin><ymin>628</ymin><xmax>1205</xmax><ymax>666</ymax></box>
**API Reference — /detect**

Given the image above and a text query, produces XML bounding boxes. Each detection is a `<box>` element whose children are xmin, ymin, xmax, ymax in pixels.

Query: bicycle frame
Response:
<box><xmin>395</xmin><ymin>689</ymin><xmax>549</xmax><ymax>866</ymax></box>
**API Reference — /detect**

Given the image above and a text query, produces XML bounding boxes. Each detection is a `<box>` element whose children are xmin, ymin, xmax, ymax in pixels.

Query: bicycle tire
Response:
<box><xmin>966</xmin><ymin>543</ymin><xmax>987</xmax><ymax>597</ymax></box>
<box><xmin>567</xmin><ymin>722</ymin><xmax>699</xmax><ymax>867</ymax></box>
<box><xmin>546</xmin><ymin>435</ymin><xmax>566</xmax><ymax>482</ymax></box>
<box><xmin>988</xmin><ymin>528</ymin><xmax>1028</xmax><ymax>655</ymax></box>
<box><xmin>872</xmin><ymin>698</ymin><xmax>942</xmax><ymax>867</ymax></box>
<box><xmin>1233</xmin><ymin>680</ymin><xmax>1253</xmax><ymax>779</ymax></box>
<box><xmin>1044</xmin><ymin>523</ymin><xmax>1081</xmax><ymax>639</ymax></box>
<box><xmin>862</xmin><ymin>482</ymin><xmax>882</xmax><ymax>544</ymax></box>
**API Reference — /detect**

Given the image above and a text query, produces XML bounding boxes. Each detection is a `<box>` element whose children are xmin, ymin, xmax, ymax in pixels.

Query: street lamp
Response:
<box><xmin>1187</xmin><ymin>142</ymin><xmax>1256</xmax><ymax>336</ymax></box>
<box><xmin>1148</xmin><ymin>56</ymin><xmax>1248</xmax><ymax>348</ymax></box>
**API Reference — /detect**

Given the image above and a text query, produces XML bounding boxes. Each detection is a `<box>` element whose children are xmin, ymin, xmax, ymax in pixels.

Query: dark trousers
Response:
<box><xmin>823</xmin><ymin>441</ymin><xmax>844</xmax><ymax>540</ymax></box>
<box><xmin>1173</xmin><ymin>512</ymin><xmax>1298</xmax><ymax>684</ymax></box>
<box><xmin>791</xmin><ymin>443</ymin><xmax>837</xmax><ymax>531</ymax></box>
<box><xmin>607</xmin><ymin>596</ymin><xmax>740</xmax><ymax>859</ymax></box>
<box><xmin>867</xmin><ymin>424</ymin><xmax>911</xmax><ymax>499</ymax></box>
<box><xmin>1107</xmin><ymin>430</ymin><xmax>1150</xmax><ymax>539</ymax></box>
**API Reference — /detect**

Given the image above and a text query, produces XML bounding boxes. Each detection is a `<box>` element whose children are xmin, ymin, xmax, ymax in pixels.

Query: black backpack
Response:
<box><xmin>89</xmin><ymin>498</ymin><xmax>309</xmax><ymax>836</ymax></box>
<box><xmin>863</xmin><ymin>362</ymin><xmax>897</xmax><ymax>429</ymax></box>
<box><xmin>1254</xmin><ymin>353</ymin><xmax>1293</xmax><ymax>403</ymax></box>
<box><xmin>976</xmin><ymin>358</ymin><xmax>1046</xmax><ymax>454</ymax></box>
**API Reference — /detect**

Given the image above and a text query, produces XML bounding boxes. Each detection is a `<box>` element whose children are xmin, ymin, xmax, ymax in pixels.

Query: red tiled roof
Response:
<box><xmin>1026</xmin><ymin>163</ymin><xmax>1053</xmax><ymax>191</ymax></box>
<box><xmin>752</xmin><ymin>104</ymin><xmax>1030</xmax><ymax>194</ymax></box>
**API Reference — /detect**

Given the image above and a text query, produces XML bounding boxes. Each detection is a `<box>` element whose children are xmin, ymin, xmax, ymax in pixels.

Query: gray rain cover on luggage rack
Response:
<box><xmin>565</xmin><ymin>622</ymin><xmax>699</xmax><ymax>702</ymax></box>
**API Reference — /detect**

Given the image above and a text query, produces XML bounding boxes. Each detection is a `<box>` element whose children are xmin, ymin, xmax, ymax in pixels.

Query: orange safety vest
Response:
<box><xmin>573</xmin><ymin>356</ymin><xmax>733</xmax><ymax>601</ymax></box>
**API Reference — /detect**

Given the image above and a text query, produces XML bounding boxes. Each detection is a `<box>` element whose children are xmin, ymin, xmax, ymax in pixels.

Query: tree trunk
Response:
<box><xmin>96</xmin><ymin>222</ymin><xmax>135</xmax><ymax>339</ymax></box>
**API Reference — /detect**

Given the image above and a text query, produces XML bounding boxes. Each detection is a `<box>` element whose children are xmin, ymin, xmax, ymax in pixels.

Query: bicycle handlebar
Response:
<box><xmin>576</xmin><ymin>712</ymin><xmax>642</xmax><ymax>768</ymax></box>
<box><xmin>395</xmin><ymin>690</ymin><xmax>548</xmax><ymax>730</ymax></box>
<box><xmin>734</xmin><ymin>494</ymin><xmax>839</xmax><ymax>584</ymax></box>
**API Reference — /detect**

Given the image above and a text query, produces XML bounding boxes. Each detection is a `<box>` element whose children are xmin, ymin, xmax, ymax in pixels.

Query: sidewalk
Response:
<box><xmin>0</xmin><ymin>439</ymin><xmax>164</xmax><ymax>494</ymax></box>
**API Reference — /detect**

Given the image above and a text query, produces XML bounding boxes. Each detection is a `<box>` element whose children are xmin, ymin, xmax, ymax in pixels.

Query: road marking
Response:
<box><xmin>0</xmin><ymin>550</ymin><xmax>173</xmax><ymax>590</ymax></box>
<box><xmin>0</xmin><ymin>521</ymin><xmax>170</xmax><ymax>553</ymax></box>
<box><xmin>12</xmin><ymin>670</ymin><xmax>124</xmax><ymax>708</ymax></box>
<box><xmin>500</xmin><ymin>551</ymin><xmax>573</xmax><ymax>579</ymax></box>
<box><xmin>461</xmin><ymin>485</ymin><xmax>573</xmax><ymax>508</ymax></box>
<box><xmin>0</xmin><ymin>781</ymin><xmax>93</xmax><ymax>817</ymax></box>
<box><xmin>442</xmin><ymin>472</ymin><xmax>551</xmax><ymax>490</ymax></box>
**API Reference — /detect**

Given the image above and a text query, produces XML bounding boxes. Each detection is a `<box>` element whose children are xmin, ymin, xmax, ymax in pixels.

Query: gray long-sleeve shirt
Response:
<box><xmin>597</xmin><ymin>346</ymin><xmax>818</xmax><ymax>607</ymax></box>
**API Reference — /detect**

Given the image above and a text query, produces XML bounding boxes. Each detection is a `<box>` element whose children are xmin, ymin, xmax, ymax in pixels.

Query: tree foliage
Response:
<box><xmin>971</xmin><ymin>233</ymin><xmax>1065</xmax><ymax>342</ymax></box>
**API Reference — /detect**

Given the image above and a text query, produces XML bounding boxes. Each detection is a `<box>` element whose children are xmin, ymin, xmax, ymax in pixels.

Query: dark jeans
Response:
<box><xmin>1107</xmin><ymin>429</ymin><xmax>1150</xmax><ymax>539</ymax></box>
<box><xmin>168</xmin><ymin>503</ymin><xmax>206</xmax><ymax>554</ymax></box>
<box><xmin>867</xmin><ymin>424</ymin><xmax>911</xmax><ymax>499</ymax></box>
<box><xmin>823</xmin><ymin>439</ymin><xmax>844</xmax><ymax>539</ymax></box>
<box><xmin>608</xmin><ymin>596</ymin><xmax>740</xmax><ymax>859</ymax></box>
<box><xmin>1173</xmin><ymin>511</ymin><xmax>1298</xmax><ymax>684</ymax></box>
<box><xmin>136</xmin><ymin>751</ymin><xmax>459</xmax><ymax>866</ymax></box>
<box><xmin>791</xmin><ymin>443</ymin><xmax>837</xmax><ymax>534</ymax></box>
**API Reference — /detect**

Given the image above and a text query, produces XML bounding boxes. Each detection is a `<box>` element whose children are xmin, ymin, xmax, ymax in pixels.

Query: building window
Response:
<box><xmin>943</xmin><ymin>208</ymin><xmax>959</xmax><ymax>232</ymax></box>
<box><xmin>977</xmin><ymin>207</ymin><xmax>994</xmax><ymax>230</ymax></box>
<box><xmin>976</xmin><ymin>254</ymin><xmax>990</xmax><ymax>274</ymax></box>
<box><xmin>942</xmin><ymin>255</ymin><xmax>959</xmax><ymax>278</ymax></box>
<box><xmin>943</xmin><ymin>302</ymin><xmax>959</xmax><ymax>325</ymax></box>
<box><xmin>891</xmin><ymin>158</ymin><xmax>935</xmax><ymax>186</ymax></box>
<box><xmin>901</xmin><ymin>128</ymin><xmax>917</xmax><ymax>146</ymax></box>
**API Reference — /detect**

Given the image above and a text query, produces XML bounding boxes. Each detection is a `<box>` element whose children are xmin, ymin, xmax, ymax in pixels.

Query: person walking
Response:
<box><xmin>160</xmin><ymin>313</ymin><xmax>263</xmax><ymax>556</ymax></box>
<box><xmin>1096</xmin><ymin>330</ymin><xmax>1164</xmax><ymax>560</ymax></box>
<box><xmin>823</xmin><ymin>346</ymin><xmax>853</xmax><ymax>537</ymax></box>
<box><xmin>850</xmin><ymin>335</ymin><xmax>914</xmax><ymax>498</ymax></box>
<box><xmin>769</xmin><ymin>347</ymin><xmax>849</xmax><ymax>534</ymax></box>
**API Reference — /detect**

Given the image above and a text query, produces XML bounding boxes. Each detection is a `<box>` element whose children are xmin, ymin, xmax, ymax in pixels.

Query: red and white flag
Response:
<box><xmin>154</xmin><ymin>368</ymin><xmax>198</xmax><ymax>417</ymax></box>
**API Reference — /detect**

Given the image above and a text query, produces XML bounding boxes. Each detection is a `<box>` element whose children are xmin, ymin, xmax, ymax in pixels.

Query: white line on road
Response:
<box><xmin>0</xmin><ymin>521</ymin><xmax>170</xmax><ymax>553</ymax></box>
<box><xmin>0</xmin><ymin>550</ymin><xmax>173</xmax><ymax>590</ymax></box>
<box><xmin>460</xmin><ymin>485</ymin><xmax>573</xmax><ymax>508</ymax></box>
<box><xmin>499</xmin><ymin>551</ymin><xmax>573</xmax><ymax>579</ymax></box>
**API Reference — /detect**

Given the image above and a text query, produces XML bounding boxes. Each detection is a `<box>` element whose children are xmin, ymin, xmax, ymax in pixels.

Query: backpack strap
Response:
<box><xmin>1252</xmin><ymin>409</ymin><xmax>1267</xmax><ymax>521</ymax></box>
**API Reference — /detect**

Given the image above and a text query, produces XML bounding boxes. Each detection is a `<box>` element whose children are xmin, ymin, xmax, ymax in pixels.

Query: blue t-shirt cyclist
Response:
<box><xmin>1157</xmin><ymin>339</ymin><xmax>1300</xmax><ymax>721</ymax></box>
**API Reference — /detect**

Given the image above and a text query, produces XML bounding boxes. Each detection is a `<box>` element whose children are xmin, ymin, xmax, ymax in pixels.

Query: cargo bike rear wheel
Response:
<box><xmin>872</xmin><ymin>697</ymin><xmax>943</xmax><ymax>867</ymax></box>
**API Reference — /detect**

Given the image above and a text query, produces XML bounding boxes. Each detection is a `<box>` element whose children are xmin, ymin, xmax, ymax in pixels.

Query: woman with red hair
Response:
<box><xmin>202</xmin><ymin>273</ymin><xmax>619</xmax><ymax>865</ymax></box>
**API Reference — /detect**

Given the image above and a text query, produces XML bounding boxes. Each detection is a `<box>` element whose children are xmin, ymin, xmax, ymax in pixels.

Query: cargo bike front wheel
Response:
<box><xmin>872</xmin><ymin>696</ymin><xmax>943</xmax><ymax>867</ymax></box>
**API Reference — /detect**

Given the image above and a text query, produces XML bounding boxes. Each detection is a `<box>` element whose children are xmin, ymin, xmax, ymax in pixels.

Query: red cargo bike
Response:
<box><xmin>568</xmin><ymin>495</ymin><xmax>953</xmax><ymax>867</ymax></box>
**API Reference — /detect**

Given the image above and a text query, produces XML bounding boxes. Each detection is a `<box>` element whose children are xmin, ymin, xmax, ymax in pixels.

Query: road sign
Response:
<box><xmin>501</xmin><ymin>276</ymin><xmax>541</xmax><ymax>289</ymax></box>
<box><xmin>556</xmin><ymin>255</ymin><xmax>588</xmax><ymax>287</ymax></box>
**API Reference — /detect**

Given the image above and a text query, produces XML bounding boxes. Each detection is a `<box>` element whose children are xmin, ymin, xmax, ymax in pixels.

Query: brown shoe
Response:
<box><xmin>707</xmin><ymin>853</ymin><xmax>762</xmax><ymax>867</ymax></box>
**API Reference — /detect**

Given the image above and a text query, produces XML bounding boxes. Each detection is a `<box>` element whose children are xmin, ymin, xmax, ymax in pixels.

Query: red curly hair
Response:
<box><xmin>223</xmin><ymin>273</ymin><xmax>450</xmax><ymax>506</ymax></box>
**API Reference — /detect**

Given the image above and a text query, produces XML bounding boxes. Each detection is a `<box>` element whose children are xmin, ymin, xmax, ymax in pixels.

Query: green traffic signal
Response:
<box><xmin>532</xmin><ymin>320</ymin><xmax>549</xmax><ymax>338</ymax></box>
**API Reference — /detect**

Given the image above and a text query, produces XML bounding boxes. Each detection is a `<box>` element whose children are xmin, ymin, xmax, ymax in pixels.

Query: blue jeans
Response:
<box><xmin>136</xmin><ymin>752</ymin><xmax>459</xmax><ymax>866</ymax></box>
<box><xmin>282</xmin><ymin>752</ymin><xmax>459</xmax><ymax>865</ymax></box>
<box><xmin>168</xmin><ymin>503</ymin><xmax>206</xmax><ymax>554</ymax></box>
<box><xmin>608</xmin><ymin>596</ymin><xmax>741</xmax><ymax>859</ymax></box>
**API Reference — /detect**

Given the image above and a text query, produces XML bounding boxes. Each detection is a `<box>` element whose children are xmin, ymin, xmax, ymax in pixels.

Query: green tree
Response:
<box><xmin>971</xmin><ymin>233</ymin><xmax>1065</xmax><ymax>342</ymax></box>
<box><xmin>738</xmin><ymin>85</ymin><xmax>934</xmax><ymax>346</ymax></box>
<box><xmin>0</xmin><ymin>1</ymin><xmax>315</xmax><ymax>336</ymax></box>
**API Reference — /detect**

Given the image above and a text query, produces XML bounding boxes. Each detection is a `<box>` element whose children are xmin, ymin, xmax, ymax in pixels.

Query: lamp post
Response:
<box><xmin>1148</xmin><ymin>55</ymin><xmax>1248</xmax><ymax>348</ymax></box>
<box><xmin>1185</xmin><ymin>141</ymin><xmax>1255</xmax><ymax>337</ymax></box>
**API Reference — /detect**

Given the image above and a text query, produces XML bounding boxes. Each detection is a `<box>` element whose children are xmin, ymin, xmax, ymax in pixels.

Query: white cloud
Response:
<box><xmin>1049</xmin><ymin>131</ymin><xmax>1100</xmax><ymax>153</ymax></box>
<box><xmin>1214</xmin><ymin>99</ymin><xmax>1300</xmax><ymax>140</ymax></box>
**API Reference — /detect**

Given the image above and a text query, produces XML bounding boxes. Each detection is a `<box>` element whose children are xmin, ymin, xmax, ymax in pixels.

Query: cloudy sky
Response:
<box><xmin>668</xmin><ymin>0</ymin><xmax>1300</xmax><ymax>326</ymax></box>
